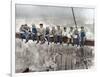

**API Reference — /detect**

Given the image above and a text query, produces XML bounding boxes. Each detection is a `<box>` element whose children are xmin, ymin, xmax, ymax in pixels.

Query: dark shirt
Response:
<box><xmin>80</xmin><ymin>31</ymin><xmax>85</xmax><ymax>38</ymax></box>
<box><xmin>32</xmin><ymin>28</ymin><xmax>37</xmax><ymax>34</ymax></box>
<box><xmin>45</xmin><ymin>29</ymin><xmax>50</xmax><ymax>35</ymax></box>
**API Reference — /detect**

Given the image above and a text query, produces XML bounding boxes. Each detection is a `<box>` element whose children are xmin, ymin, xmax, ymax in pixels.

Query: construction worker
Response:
<box><xmin>45</xmin><ymin>27</ymin><xmax>50</xmax><ymax>45</ymax></box>
<box><xmin>62</xmin><ymin>27</ymin><xmax>68</xmax><ymax>43</ymax></box>
<box><xmin>67</xmin><ymin>27</ymin><xmax>74</xmax><ymax>46</ymax></box>
<box><xmin>24</xmin><ymin>24</ymin><xmax>31</xmax><ymax>43</ymax></box>
<box><xmin>19</xmin><ymin>24</ymin><xmax>30</xmax><ymax>43</ymax></box>
<box><xmin>31</xmin><ymin>24</ymin><xmax>37</xmax><ymax>41</ymax></box>
<box><xmin>80</xmin><ymin>26</ymin><xmax>86</xmax><ymax>47</ymax></box>
<box><xmin>62</xmin><ymin>27</ymin><xmax>67</xmax><ymax>37</ymax></box>
<box><xmin>20</xmin><ymin>24</ymin><xmax>26</xmax><ymax>40</ymax></box>
<box><xmin>50</xmin><ymin>26</ymin><xmax>56</xmax><ymax>43</ymax></box>
<box><xmin>73</xmin><ymin>27</ymin><xmax>80</xmax><ymax>46</ymax></box>
<box><xmin>36</xmin><ymin>23</ymin><xmax>45</xmax><ymax>44</ymax></box>
<box><xmin>55</xmin><ymin>25</ymin><xmax>62</xmax><ymax>44</ymax></box>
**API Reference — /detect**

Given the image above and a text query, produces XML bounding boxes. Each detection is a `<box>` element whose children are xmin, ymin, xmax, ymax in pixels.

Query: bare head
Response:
<box><xmin>64</xmin><ymin>27</ymin><xmax>66</xmax><ymax>31</ymax></box>
<box><xmin>81</xmin><ymin>26</ymin><xmax>84</xmax><ymax>30</ymax></box>
<box><xmin>39</xmin><ymin>23</ymin><xmax>43</xmax><ymax>28</ymax></box>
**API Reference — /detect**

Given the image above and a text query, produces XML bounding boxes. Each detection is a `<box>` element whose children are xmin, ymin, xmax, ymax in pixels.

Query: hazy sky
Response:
<box><xmin>16</xmin><ymin>4</ymin><xmax>94</xmax><ymax>25</ymax></box>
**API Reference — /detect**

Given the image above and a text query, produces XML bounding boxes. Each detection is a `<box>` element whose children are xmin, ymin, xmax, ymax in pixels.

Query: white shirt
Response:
<box><xmin>62</xmin><ymin>31</ymin><xmax>67</xmax><ymax>36</ymax></box>
<box><xmin>37</xmin><ymin>28</ymin><xmax>45</xmax><ymax>36</ymax></box>
<box><xmin>50</xmin><ymin>29</ymin><xmax>56</xmax><ymax>37</ymax></box>
<box><xmin>56</xmin><ymin>29</ymin><xmax>62</xmax><ymax>36</ymax></box>
<box><xmin>67</xmin><ymin>30</ymin><xmax>74</xmax><ymax>38</ymax></box>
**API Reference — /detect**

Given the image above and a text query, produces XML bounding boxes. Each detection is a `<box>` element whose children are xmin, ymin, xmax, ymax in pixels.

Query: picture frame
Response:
<box><xmin>11</xmin><ymin>0</ymin><xmax>95</xmax><ymax>77</ymax></box>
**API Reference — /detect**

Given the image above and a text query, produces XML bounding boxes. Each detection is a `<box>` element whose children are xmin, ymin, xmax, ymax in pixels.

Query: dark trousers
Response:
<box><xmin>20</xmin><ymin>33</ymin><xmax>26</xmax><ymax>39</ymax></box>
<box><xmin>80</xmin><ymin>38</ymin><xmax>85</xmax><ymax>46</ymax></box>
<box><xmin>73</xmin><ymin>38</ymin><xmax>79</xmax><ymax>46</ymax></box>
<box><xmin>37</xmin><ymin>35</ymin><xmax>45</xmax><ymax>44</ymax></box>
<box><xmin>45</xmin><ymin>35</ymin><xmax>50</xmax><ymax>45</ymax></box>
<box><xmin>49</xmin><ymin>35</ymin><xmax>56</xmax><ymax>43</ymax></box>
<box><xmin>67</xmin><ymin>38</ymin><xmax>74</xmax><ymax>46</ymax></box>
<box><xmin>20</xmin><ymin>32</ymin><xmax>30</xmax><ymax>43</ymax></box>
<box><xmin>32</xmin><ymin>33</ymin><xmax>37</xmax><ymax>41</ymax></box>
<box><xmin>55</xmin><ymin>35</ymin><xmax>62</xmax><ymax>44</ymax></box>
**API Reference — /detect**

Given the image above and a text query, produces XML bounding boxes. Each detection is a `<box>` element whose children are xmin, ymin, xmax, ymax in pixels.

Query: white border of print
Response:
<box><xmin>11</xmin><ymin>0</ymin><xmax>96</xmax><ymax>77</ymax></box>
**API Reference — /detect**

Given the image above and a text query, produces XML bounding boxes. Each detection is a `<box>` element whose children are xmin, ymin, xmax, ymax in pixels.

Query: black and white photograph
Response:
<box><xmin>15</xmin><ymin>4</ymin><xmax>95</xmax><ymax>73</ymax></box>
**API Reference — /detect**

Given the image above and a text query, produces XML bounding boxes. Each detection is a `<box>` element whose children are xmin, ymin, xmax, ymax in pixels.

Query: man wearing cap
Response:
<box><xmin>80</xmin><ymin>26</ymin><xmax>86</xmax><ymax>47</ymax></box>
<box><xmin>31</xmin><ymin>24</ymin><xmax>37</xmax><ymax>41</ymax></box>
